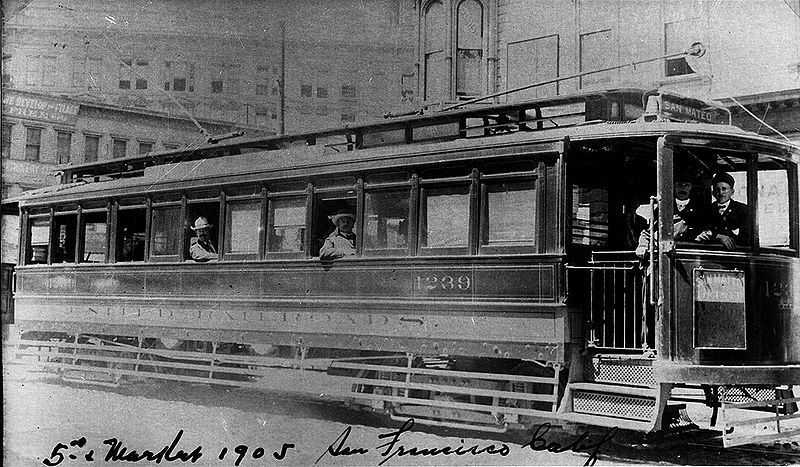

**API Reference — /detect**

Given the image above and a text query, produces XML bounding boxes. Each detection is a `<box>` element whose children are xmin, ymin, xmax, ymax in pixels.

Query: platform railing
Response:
<box><xmin>567</xmin><ymin>251</ymin><xmax>650</xmax><ymax>351</ymax></box>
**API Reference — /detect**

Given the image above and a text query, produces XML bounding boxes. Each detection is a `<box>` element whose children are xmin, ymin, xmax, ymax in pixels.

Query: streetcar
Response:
<box><xmin>5</xmin><ymin>88</ymin><xmax>799</xmax><ymax>447</ymax></box>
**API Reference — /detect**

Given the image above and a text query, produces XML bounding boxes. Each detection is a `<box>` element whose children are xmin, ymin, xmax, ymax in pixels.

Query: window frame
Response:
<box><xmin>148</xmin><ymin>198</ymin><xmax>184</xmax><ymax>262</ymax></box>
<box><xmin>362</xmin><ymin>185</ymin><xmax>413</xmax><ymax>257</ymax></box>
<box><xmin>266</xmin><ymin>192</ymin><xmax>309</xmax><ymax>259</ymax></box>
<box><xmin>222</xmin><ymin>193</ymin><xmax>264</xmax><ymax>261</ymax></box>
<box><xmin>478</xmin><ymin>171</ymin><xmax>540</xmax><ymax>255</ymax></box>
<box><xmin>417</xmin><ymin>179</ymin><xmax>473</xmax><ymax>256</ymax></box>
<box><xmin>25</xmin><ymin>126</ymin><xmax>43</xmax><ymax>161</ymax></box>
<box><xmin>56</xmin><ymin>130</ymin><xmax>73</xmax><ymax>164</ymax></box>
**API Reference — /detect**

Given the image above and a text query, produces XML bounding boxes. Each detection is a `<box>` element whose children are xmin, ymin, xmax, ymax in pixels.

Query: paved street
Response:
<box><xmin>4</xmin><ymin>363</ymin><xmax>799</xmax><ymax>466</ymax></box>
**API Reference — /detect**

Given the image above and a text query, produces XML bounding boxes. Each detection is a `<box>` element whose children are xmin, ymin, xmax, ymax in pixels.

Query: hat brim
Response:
<box><xmin>331</xmin><ymin>214</ymin><xmax>355</xmax><ymax>223</ymax></box>
<box><xmin>191</xmin><ymin>224</ymin><xmax>213</xmax><ymax>230</ymax></box>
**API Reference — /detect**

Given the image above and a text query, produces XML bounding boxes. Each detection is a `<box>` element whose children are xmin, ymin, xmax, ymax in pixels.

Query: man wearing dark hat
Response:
<box><xmin>320</xmin><ymin>210</ymin><xmax>356</xmax><ymax>259</ymax></box>
<box><xmin>635</xmin><ymin>171</ymin><xmax>708</xmax><ymax>258</ymax></box>
<box><xmin>189</xmin><ymin>216</ymin><xmax>218</xmax><ymax>261</ymax></box>
<box><xmin>695</xmin><ymin>172</ymin><xmax>749</xmax><ymax>250</ymax></box>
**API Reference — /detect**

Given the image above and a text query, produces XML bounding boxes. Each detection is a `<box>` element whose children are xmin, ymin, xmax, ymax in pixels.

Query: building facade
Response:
<box><xmin>413</xmin><ymin>0</ymin><xmax>800</xmax><ymax>140</ymax></box>
<box><xmin>2</xmin><ymin>0</ymin><xmax>417</xmax><ymax>134</ymax></box>
<box><xmin>1</xmin><ymin>89</ymin><xmax>267</xmax><ymax>199</ymax></box>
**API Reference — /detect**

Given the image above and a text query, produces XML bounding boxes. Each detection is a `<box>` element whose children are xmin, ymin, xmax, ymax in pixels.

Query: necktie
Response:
<box><xmin>718</xmin><ymin>204</ymin><xmax>726</xmax><ymax>215</ymax></box>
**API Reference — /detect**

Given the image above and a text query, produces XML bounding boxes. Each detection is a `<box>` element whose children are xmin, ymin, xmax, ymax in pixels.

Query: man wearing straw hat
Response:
<box><xmin>189</xmin><ymin>216</ymin><xmax>219</xmax><ymax>262</ymax></box>
<box><xmin>320</xmin><ymin>209</ymin><xmax>356</xmax><ymax>260</ymax></box>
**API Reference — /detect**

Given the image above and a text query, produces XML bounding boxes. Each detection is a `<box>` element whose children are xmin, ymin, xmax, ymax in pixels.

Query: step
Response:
<box><xmin>570</xmin><ymin>382</ymin><xmax>658</xmax><ymax>422</ymax></box>
<box><xmin>558</xmin><ymin>412</ymin><xmax>656</xmax><ymax>431</ymax></box>
<box><xmin>570</xmin><ymin>382</ymin><xmax>657</xmax><ymax>398</ymax></box>
<box><xmin>585</xmin><ymin>355</ymin><xmax>656</xmax><ymax>386</ymax></box>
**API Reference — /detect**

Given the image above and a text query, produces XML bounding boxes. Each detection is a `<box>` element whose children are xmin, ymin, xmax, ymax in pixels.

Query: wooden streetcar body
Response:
<box><xmin>5</xmin><ymin>89</ymin><xmax>800</xmax><ymax>445</ymax></box>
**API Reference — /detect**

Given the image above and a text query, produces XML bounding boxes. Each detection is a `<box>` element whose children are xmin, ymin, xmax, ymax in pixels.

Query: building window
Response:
<box><xmin>164</xmin><ymin>61</ymin><xmax>195</xmax><ymax>92</ymax></box>
<box><xmin>341</xmin><ymin>112</ymin><xmax>356</xmax><ymax>123</ymax></box>
<box><xmin>2</xmin><ymin>124</ymin><xmax>11</xmax><ymax>158</ymax></box>
<box><xmin>56</xmin><ymin>131</ymin><xmax>72</xmax><ymax>164</ymax></box>
<box><xmin>84</xmin><ymin>135</ymin><xmax>100</xmax><ymax>162</ymax></box>
<box><xmin>421</xmin><ymin>0</ymin><xmax>489</xmax><ymax>101</ymax></box>
<box><xmin>138</xmin><ymin>142</ymin><xmax>153</xmax><ymax>155</ymax></box>
<box><xmin>506</xmin><ymin>35</ymin><xmax>559</xmax><ymax>100</ymax></box>
<box><xmin>580</xmin><ymin>30</ymin><xmax>614</xmax><ymax>90</ymax></box>
<box><xmin>112</xmin><ymin>139</ymin><xmax>127</xmax><ymax>159</ymax></box>
<box><xmin>455</xmin><ymin>0</ymin><xmax>483</xmax><ymax>97</ymax></box>
<box><xmin>665</xmin><ymin>18</ymin><xmax>701</xmax><ymax>77</ymax></box>
<box><xmin>423</xmin><ymin>1</ymin><xmax>447</xmax><ymax>101</ymax></box>
<box><xmin>209</xmin><ymin>62</ymin><xmax>241</xmax><ymax>94</ymax></box>
<box><xmin>341</xmin><ymin>85</ymin><xmax>357</xmax><ymax>99</ymax></box>
<box><xmin>317</xmin><ymin>86</ymin><xmax>328</xmax><ymax>98</ymax></box>
<box><xmin>119</xmin><ymin>58</ymin><xmax>149</xmax><ymax>90</ymax></box>
<box><xmin>301</xmin><ymin>84</ymin><xmax>312</xmax><ymax>97</ymax></box>
<box><xmin>256</xmin><ymin>84</ymin><xmax>269</xmax><ymax>95</ymax></box>
<box><xmin>25</xmin><ymin>127</ymin><xmax>42</xmax><ymax>161</ymax></box>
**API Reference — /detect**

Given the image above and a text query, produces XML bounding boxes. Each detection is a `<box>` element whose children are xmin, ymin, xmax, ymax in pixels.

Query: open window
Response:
<box><xmin>117</xmin><ymin>204</ymin><xmax>147</xmax><ymax>262</ymax></box>
<box><xmin>52</xmin><ymin>212</ymin><xmax>77</xmax><ymax>263</ymax></box>
<box><xmin>186</xmin><ymin>201</ymin><xmax>220</xmax><ymax>261</ymax></box>
<box><xmin>313</xmin><ymin>195</ymin><xmax>356</xmax><ymax>257</ymax></box>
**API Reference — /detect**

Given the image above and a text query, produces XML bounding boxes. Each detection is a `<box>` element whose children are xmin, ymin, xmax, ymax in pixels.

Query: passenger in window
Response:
<box><xmin>635</xmin><ymin>171</ymin><xmax>708</xmax><ymax>258</ymax></box>
<box><xmin>189</xmin><ymin>217</ymin><xmax>218</xmax><ymax>262</ymax></box>
<box><xmin>319</xmin><ymin>210</ymin><xmax>356</xmax><ymax>260</ymax></box>
<box><xmin>695</xmin><ymin>172</ymin><xmax>749</xmax><ymax>250</ymax></box>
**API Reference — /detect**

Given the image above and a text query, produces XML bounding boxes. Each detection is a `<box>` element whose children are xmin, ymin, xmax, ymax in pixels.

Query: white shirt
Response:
<box><xmin>717</xmin><ymin>200</ymin><xmax>730</xmax><ymax>214</ymax></box>
<box><xmin>675</xmin><ymin>198</ymin><xmax>690</xmax><ymax>212</ymax></box>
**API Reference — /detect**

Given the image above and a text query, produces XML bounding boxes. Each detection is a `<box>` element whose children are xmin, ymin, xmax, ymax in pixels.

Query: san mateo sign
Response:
<box><xmin>3</xmin><ymin>92</ymin><xmax>80</xmax><ymax>125</ymax></box>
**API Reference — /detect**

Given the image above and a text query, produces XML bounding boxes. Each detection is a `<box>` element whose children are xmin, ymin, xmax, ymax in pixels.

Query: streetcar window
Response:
<box><xmin>27</xmin><ymin>218</ymin><xmax>50</xmax><ymax>264</ymax></box>
<box><xmin>52</xmin><ymin>214</ymin><xmax>77</xmax><ymax>263</ymax></box>
<box><xmin>268</xmin><ymin>197</ymin><xmax>306</xmax><ymax>253</ymax></box>
<box><xmin>313</xmin><ymin>197</ymin><xmax>357</xmax><ymax>256</ymax></box>
<box><xmin>117</xmin><ymin>208</ymin><xmax>146</xmax><ymax>262</ymax></box>
<box><xmin>81</xmin><ymin>212</ymin><xmax>107</xmax><ymax>263</ymax></box>
<box><xmin>186</xmin><ymin>203</ymin><xmax>220</xmax><ymax>260</ymax></box>
<box><xmin>758</xmin><ymin>155</ymin><xmax>792</xmax><ymax>251</ymax></box>
<box><xmin>224</xmin><ymin>201</ymin><xmax>261</xmax><ymax>255</ymax></box>
<box><xmin>419</xmin><ymin>185</ymin><xmax>470</xmax><ymax>253</ymax></box>
<box><xmin>363</xmin><ymin>188</ymin><xmax>409</xmax><ymax>254</ymax></box>
<box><xmin>151</xmin><ymin>207</ymin><xmax>181</xmax><ymax>256</ymax></box>
<box><xmin>480</xmin><ymin>180</ymin><xmax>537</xmax><ymax>249</ymax></box>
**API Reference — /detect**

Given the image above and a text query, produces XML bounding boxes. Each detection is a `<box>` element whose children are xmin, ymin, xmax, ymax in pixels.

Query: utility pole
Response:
<box><xmin>279</xmin><ymin>20</ymin><xmax>286</xmax><ymax>135</ymax></box>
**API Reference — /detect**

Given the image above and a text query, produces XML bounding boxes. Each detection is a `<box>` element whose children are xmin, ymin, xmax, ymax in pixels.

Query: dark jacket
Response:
<box><xmin>673</xmin><ymin>197</ymin><xmax>708</xmax><ymax>241</ymax></box>
<box><xmin>708</xmin><ymin>200</ymin><xmax>750</xmax><ymax>245</ymax></box>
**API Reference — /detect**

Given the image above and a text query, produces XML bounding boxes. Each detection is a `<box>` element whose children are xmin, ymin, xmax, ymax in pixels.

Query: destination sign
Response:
<box><xmin>694</xmin><ymin>269</ymin><xmax>745</xmax><ymax>303</ymax></box>
<box><xmin>659</xmin><ymin>95</ymin><xmax>722</xmax><ymax>124</ymax></box>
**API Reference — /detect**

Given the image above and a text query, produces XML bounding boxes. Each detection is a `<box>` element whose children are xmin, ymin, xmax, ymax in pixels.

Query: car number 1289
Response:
<box><xmin>416</xmin><ymin>274</ymin><xmax>471</xmax><ymax>291</ymax></box>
